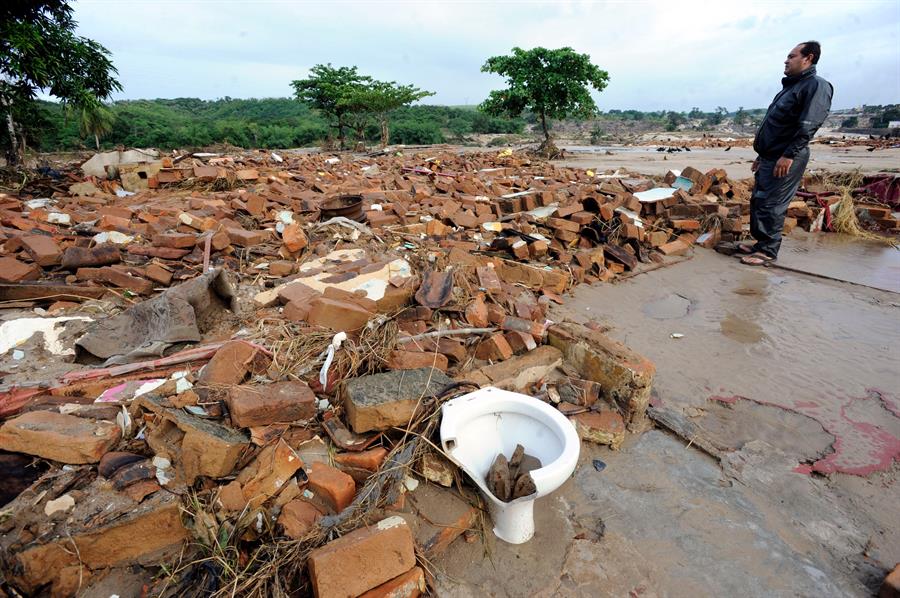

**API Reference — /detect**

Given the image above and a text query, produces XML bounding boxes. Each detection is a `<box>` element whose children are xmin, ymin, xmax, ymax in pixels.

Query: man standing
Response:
<box><xmin>741</xmin><ymin>41</ymin><xmax>833</xmax><ymax>265</ymax></box>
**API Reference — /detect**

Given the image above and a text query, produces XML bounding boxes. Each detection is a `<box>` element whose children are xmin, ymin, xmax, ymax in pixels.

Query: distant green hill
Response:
<box><xmin>23</xmin><ymin>98</ymin><xmax>525</xmax><ymax>152</ymax></box>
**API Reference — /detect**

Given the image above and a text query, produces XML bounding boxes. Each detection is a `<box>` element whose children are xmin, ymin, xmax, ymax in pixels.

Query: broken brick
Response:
<box><xmin>200</xmin><ymin>340</ymin><xmax>268</xmax><ymax>386</ymax></box>
<box><xmin>475</xmin><ymin>333</ymin><xmax>514</xmax><ymax>361</ymax></box>
<box><xmin>226</xmin><ymin>381</ymin><xmax>317</xmax><ymax>428</ymax></box>
<box><xmin>278</xmin><ymin>499</ymin><xmax>325</xmax><ymax>539</ymax></box>
<box><xmin>305</xmin><ymin>461</ymin><xmax>357</xmax><ymax>513</ymax></box>
<box><xmin>308</xmin><ymin>516</ymin><xmax>416</xmax><ymax>598</ymax></box>
<box><xmin>0</xmin><ymin>411</ymin><xmax>121</xmax><ymax>464</ymax></box>
<box><xmin>307</xmin><ymin>296</ymin><xmax>373</xmax><ymax>332</ymax></box>
<box><xmin>20</xmin><ymin>235</ymin><xmax>62</xmax><ymax>267</ymax></box>
<box><xmin>0</xmin><ymin>256</ymin><xmax>41</xmax><ymax>282</ymax></box>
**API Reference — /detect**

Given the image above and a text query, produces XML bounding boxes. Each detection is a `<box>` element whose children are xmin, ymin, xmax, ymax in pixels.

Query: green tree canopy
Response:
<box><xmin>1</xmin><ymin>1</ymin><xmax>121</xmax><ymax>164</ymax></box>
<box><xmin>73</xmin><ymin>101</ymin><xmax>114</xmax><ymax>150</ymax></box>
<box><xmin>341</xmin><ymin>80</ymin><xmax>434</xmax><ymax>147</ymax></box>
<box><xmin>291</xmin><ymin>64</ymin><xmax>371</xmax><ymax>150</ymax></box>
<box><xmin>479</xmin><ymin>47</ymin><xmax>609</xmax><ymax>147</ymax></box>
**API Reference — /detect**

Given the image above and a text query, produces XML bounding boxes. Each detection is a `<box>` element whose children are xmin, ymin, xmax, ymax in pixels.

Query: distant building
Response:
<box><xmin>889</xmin><ymin>120</ymin><xmax>900</xmax><ymax>128</ymax></box>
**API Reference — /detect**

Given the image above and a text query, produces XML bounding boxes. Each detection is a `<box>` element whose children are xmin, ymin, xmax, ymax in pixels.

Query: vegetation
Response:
<box><xmin>480</xmin><ymin>47</ymin><xmax>609</xmax><ymax>149</ymax></box>
<box><xmin>1</xmin><ymin>1</ymin><xmax>121</xmax><ymax>164</ymax></box>
<box><xmin>17</xmin><ymin>98</ymin><xmax>525</xmax><ymax>152</ymax></box>
<box><xmin>291</xmin><ymin>65</ymin><xmax>437</xmax><ymax>150</ymax></box>
<box><xmin>871</xmin><ymin>105</ymin><xmax>900</xmax><ymax>128</ymax></box>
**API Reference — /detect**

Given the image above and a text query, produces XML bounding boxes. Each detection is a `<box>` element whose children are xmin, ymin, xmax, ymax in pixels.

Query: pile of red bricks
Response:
<box><xmin>0</xmin><ymin>147</ymin><xmax>887</xmax><ymax>597</ymax></box>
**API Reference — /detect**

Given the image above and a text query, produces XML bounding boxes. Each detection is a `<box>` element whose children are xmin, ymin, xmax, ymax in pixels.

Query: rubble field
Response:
<box><xmin>0</xmin><ymin>147</ymin><xmax>897</xmax><ymax>597</ymax></box>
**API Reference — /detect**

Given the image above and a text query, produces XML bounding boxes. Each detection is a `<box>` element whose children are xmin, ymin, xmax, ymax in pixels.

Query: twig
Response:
<box><xmin>398</xmin><ymin>327</ymin><xmax>495</xmax><ymax>342</ymax></box>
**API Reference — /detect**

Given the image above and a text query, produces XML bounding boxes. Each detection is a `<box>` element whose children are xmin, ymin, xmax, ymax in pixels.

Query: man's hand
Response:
<box><xmin>751</xmin><ymin>159</ymin><xmax>760</xmax><ymax>173</ymax></box>
<box><xmin>774</xmin><ymin>157</ymin><xmax>793</xmax><ymax>177</ymax></box>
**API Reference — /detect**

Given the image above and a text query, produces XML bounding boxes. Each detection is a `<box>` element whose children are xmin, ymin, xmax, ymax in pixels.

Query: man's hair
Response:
<box><xmin>798</xmin><ymin>41</ymin><xmax>821</xmax><ymax>64</ymax></box>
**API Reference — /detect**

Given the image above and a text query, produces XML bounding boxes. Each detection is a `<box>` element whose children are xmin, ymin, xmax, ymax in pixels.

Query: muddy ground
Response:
<box><xmin>433</xmin><ymin>234</ymin><xmax>900</xmax><ymax>597</ymax></box>
<box><xmin>555</xmin><ymin>145</ymin><xmax>900</xmax><ymax>179</ymax></box>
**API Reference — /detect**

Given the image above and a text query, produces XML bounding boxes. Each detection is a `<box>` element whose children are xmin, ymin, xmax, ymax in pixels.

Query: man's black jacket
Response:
<box><xmin>753</xmin><ymin>66</ymin><xmax>833</xmax><ymax>160</ymax></box>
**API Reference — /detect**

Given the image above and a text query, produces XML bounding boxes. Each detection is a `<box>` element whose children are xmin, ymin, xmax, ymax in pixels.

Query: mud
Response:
<box><xmin>553</xmin><ymin>146</ymin><xmax>900</xmax><ymax>179</ymax></box>
<box><xmin>436</xmin><ymin>433</ymin><xmax>888</xmax><ymax>597</ymax></box>
<box><xmin>434</xmin><ymin>230</ymin><xmax>899</xmax><ymax>595</ymax></box>
<box><xmin>555</xmin><ymin>239</ymin><xmax>900</xmax><ymax>477</ymax></box>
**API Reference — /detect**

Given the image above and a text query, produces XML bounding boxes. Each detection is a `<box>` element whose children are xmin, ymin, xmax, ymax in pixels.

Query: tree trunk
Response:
<box><xmin>3</xmin><ymin>97</ymin><xmax>19</xmax><ymax>166</ymax></box>
<box><xmin>337</xmin><ymin>116</ymin><xmax>346</xmax><ymax>150</ymax></box>
<box><xmin>380</xmin><ymin>115</ymin><xmax>389</xmax><ymax>149</ymax></box>
<box><xmin>540</xmin><ymin>110</ymin><xmax>550</xmax><ymax>144</ymax></box>
<box><xmin>94</xmin><ymin>133</ymin><xmax>100</xmax><ymax>151</ymax></box>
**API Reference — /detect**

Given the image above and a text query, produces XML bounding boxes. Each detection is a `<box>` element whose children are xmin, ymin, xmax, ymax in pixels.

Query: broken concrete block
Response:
<box><xmin>308</xmin><ymin>516</ymin><xmax>416</xmax><ymax>598</ymax></box>
<box><xmin>548</xmin><ymin>323</ymin><xmax>655</xmax><ymax>430</ymax></box>
<box><xmin>226</xmin><ymin>381</ymin><xmax>316</xmax><ymax>428</ymax></box>
<box><xmin>0</xmin><ymin>411</ymin><xmax>121</xmax><ymax>464</ymax></box>
<box><xmin>134</xmin><ymin>395</ymin><xmax>249</xmax><ymax>484</ymax></box>
<box><xmin>571</xmin><ymin>410</ymin><xmax>626</xmax><ymax>449</ymax></box>
<box><xmin>344</xmin><ymin>368</ymin><xmax>453</xmax><ymax>433</ymax></box>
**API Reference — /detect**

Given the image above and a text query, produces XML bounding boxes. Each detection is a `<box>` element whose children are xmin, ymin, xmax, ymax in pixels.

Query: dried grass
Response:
<box><xmin>161</xmin><ymin>379</ymin><xmax>480</xmax><ymax>598</ymax></box>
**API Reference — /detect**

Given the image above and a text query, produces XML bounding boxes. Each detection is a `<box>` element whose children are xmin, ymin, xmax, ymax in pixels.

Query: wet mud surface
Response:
<box><xmin>554</xmin><ymin>146</ymin><xmax>900</xmax><ymax>179</ymax></box>
<box><xmin>557</xmin><ymin>243</ymin><xmax>900</xmax><ymax>477</ymax></box>
<box><xmin>435</xmin><ymin>237</ymin><xmax>899</xmax><ymax>596</ymax></box>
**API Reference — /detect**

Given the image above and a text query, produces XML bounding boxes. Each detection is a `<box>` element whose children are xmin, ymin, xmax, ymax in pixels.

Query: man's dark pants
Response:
<box><xmin>750</xmin><ymin>147</ymin><xmax>809</xmax><ymax>258</ymax></box>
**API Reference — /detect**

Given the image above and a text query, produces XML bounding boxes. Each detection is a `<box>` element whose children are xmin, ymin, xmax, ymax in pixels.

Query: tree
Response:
<box><xmin>72</xmin><ymin>100</ymin><xmax>113</xmax><ymax>149</ymax></box>
<box><xmin>841</xmin><ymin>116</ymin><xmax>858</xmax><ymax>129</ymax></box>
<box><xmin>1</xmin><ymin>2</ymin><xmax>121</xmax><ymax>164</ymax></box>
<box><xmin>291</xmin><ymin>64</ymin><xmax>371</xmax><ymax>150</ymax></box>
<box><xmin>734</xmin><ymin>106</ymin><xmax>748</xmax><ymax>126</ymax></box>
<box><xmin>479</xmin><ymin>47</ymin><xmax>609</xmax><ymax>152</ymax></box>
<box><xmin>341</xmin><ymin>80</ymin><xmax>433</xmax><ymax>148</ymax></box>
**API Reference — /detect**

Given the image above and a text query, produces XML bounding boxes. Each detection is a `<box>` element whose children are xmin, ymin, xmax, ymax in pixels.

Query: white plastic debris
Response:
<box><xmin>47</xmin><ymin>212</ymin><xmax>71</xmax><ymax>225</ymax></box>
<box><xmin>153</xmin><ymin>456</ymin><xmax>173</xmax><ymax>486</ymax></box>
<box><xmin>92</xmin><ymin>231</ymin><xmax>134</xmax><ymax>245</ymax></box>
<box><xmin>0</xmin><ymin>317</ymin><xmax>92</xmax><ymax>356</ymax></box>
<box><xmin>670</xmin><ymin>333</ymin><xmax>685</xmax><ymax>339</ymax></box>
<box><xmin>319</xmin><ymin>332</ymin><xmax>348</xmax><ymax>386</ymax></box>
<box><xmin>24</xmin><ymin>198</ymin><xmax>52</xmax><ymax>209</ymax></box>
<box><xmin>271</xmin><ymin>152</ymin><xmax>283</xmax><ymax>163</ymax></box>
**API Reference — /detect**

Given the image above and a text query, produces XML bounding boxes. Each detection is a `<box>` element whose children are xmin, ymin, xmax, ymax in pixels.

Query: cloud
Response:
<box><xmin>72</xmin><ymin>0</ymin><xmax>900</xmax><ymax>109</ymax></box>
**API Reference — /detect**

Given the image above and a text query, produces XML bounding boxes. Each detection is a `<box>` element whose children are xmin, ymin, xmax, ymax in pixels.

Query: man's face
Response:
<box><xmin>784</xmin><ymin>45</ymin><xmax>814</xmax><ymax>76</ymax></box>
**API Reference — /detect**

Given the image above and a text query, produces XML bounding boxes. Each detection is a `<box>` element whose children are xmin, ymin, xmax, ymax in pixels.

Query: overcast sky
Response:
<box><xmin>72</xmin><ymin>0</ymin><xmax>899</xmax><ymax>111</ymax></box>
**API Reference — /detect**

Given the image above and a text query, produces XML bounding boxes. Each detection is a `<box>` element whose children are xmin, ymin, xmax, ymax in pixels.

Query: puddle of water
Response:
<box><xmin>720</xmin><ymin>313</ymin><xmax>767</xmax><ymax>344</ymax></box>
<box><xmin>777</xmin><ymin>233</ymin><xmax>900</xmax><ymax>293</ymax></box>
<box><xmin>641</xmin><ymin>294</ymin><xmax>692</xmax><ymax>319</ymax></box>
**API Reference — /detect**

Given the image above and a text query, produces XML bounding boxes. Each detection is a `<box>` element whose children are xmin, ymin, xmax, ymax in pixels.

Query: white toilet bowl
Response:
<box><xmin>439</xmin><ymin>386</ymin><xmax>580</xmax><ymax>544</ymax></box>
